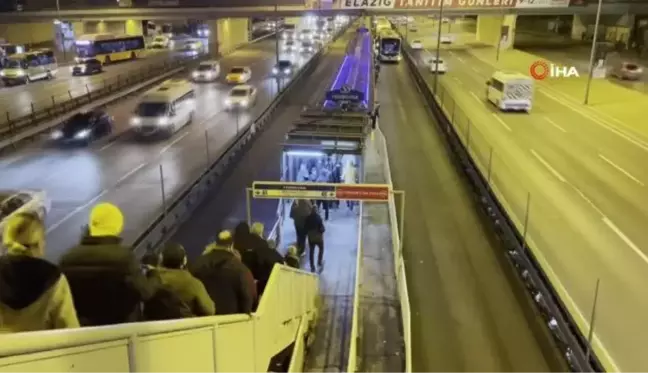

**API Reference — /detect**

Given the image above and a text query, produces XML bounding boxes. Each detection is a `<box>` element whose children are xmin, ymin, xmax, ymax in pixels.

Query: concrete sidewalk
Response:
<box><xmin>356</xmin><ymin>132</ymin><xmax>404</xmax><ymax>372</ymax></box>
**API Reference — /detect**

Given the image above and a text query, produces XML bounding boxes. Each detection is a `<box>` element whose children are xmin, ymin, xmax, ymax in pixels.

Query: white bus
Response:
<box><xmin>377</xmin><ymin>30</ymin><xmax>402</xmax><ymax>62</ymax></box>
<box><xmin>130</xmin><ymin>79</ymin><xmax>196</xmax><ymax>137</ymax></box>
<box><xmin>75</xmin><ymin>33</ymin><xmax>146</xmax><ymax>64</ymax></box>
<box><xmin>0</xmin><ymin>49</ymin><xmax>58</xmax><ymax>85</ymax></box>
<box><xmin>485</xmin><ymin>71</ymin><xmax>533</xmax><ymax>112</ymax></box>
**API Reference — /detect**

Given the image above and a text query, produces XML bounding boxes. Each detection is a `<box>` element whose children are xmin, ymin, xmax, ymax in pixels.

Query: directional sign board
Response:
<box><xmin>326</xmin><ymin>84</ymin><xmax>365</xmax><ymax>104</ymax></box>
<box><xmin>252</xmin><ymin>181</ymin><xmax>390</xmax><ymax>201</ymax></box>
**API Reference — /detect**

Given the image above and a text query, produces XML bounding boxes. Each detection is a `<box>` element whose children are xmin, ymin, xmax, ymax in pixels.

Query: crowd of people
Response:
<box><xmin>0</xmin><ymin>202</ymin><xmax>303</xmax><ymax>334</ymax></box>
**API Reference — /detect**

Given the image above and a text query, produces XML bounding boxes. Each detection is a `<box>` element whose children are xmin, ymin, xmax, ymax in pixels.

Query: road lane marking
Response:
<box><xmin>47</xmin><ymin>190</ymin><xmax>108</xmax><ymax>233</ymax></box>
<box><xmin>538</xmin><ymin>90</ymin><xmax>648</xmax><ymax>152</ymax></box>
<box><xmin>544</xmin><ymin>116</ymin><xmax>566</xmax><ymax>133</ymax></box>
<box><xmin>603</xmin><ymin>217</ymin><xmax>648</xmax><ymax>265</ymax></box>
<box><xmin>471</xmin><ymin>66</ymin><xmax>480</xmax><ymax>73</ymax></box>
<box><xmin>530</xmin><ymin>149</ymin><xmax>565</xmax><ymax>182</ymax></box>
<box><xmin>159</xmin><ymin>131</ymin><xmax>189</xmax><ymax>154</ymax></box>
<box><xmin>452</xmin><ymin>76</ymin><xmax>462</xmax><ymax>85</ymax></box>
<box><xmin>571</xmin><ymin>186</ymin><xmax>605</xmax><ymax>217</ymax></box>
<box><xmin>117</xmin><ymin>162</ymin><xmax>147</xmax><ymax>184</ymax></box>
<box><xmin>469</xmin><ymin>91</ymin><xmax>481</xmax><ymax>104</ymax></box>
<box><xmin>492</xmin><ymin>114</ymin><xmax>512</xmax><ymax>132</ymax></box>
<box><xmin>598</xmin><ymin>154</ymin><xmax>644</xmax><ymax>186</ymax></box>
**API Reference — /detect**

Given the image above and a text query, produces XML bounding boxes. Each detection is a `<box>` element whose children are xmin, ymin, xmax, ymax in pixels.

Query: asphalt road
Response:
<box><xmin>520</xmin><ymin>45</ymin><xmax>648</xmax><ymax>94</ymax></box>
<box><xmin>404</xmin><ymin>18</ymin><xmax>648</xmax><ymax>372</ymax></box>
<box><xmin>170</xmin><ymin>31</ymin><xmax>353</xmax><ymax>259</ymax></box>
<box><xmin>378</xmin><ymin>54</ymin><xmax>553</xmax><ymax>372</ymax></box>
<box><xmin>0</xmin><ymin>49</ymin><xmax>186</xmax><ymax>124</ymax></box>
<box><xmin>0</xmin><ymin>38</ymin><xmax>322</xmax><ymax>262</ymax></box>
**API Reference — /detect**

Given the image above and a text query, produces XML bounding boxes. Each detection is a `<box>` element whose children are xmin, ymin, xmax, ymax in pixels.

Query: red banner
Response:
<box><xmin>394</xmin><ymin>0</ymin><xmax>515</xmax><ymax>8</ymax></box>
<box><xmin>335</xmin><ymin>185</ymin><xmax>390</xmax><ymax>201</ymax></box>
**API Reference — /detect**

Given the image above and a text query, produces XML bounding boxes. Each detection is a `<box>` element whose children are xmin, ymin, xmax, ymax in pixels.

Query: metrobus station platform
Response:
<box><xmin>248</xmin><ymin>108</ymin><xmax>405</xmax><ymax>371</ymax></box>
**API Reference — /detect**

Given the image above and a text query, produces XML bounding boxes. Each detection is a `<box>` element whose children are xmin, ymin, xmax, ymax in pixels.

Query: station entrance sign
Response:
<box><xmin>252</xmin><ymin>181</ymin><xmax>390</xmax><ymax>201</ymax></box>
<box><xmin>339</xmin><ymin>0</ymin><xmax>570</xmax><ymax>8</ymax></box>
<box><xmin>326</xmin><ymin>84</ymin><xmax>365</xmax><ymax>104</ymax></box>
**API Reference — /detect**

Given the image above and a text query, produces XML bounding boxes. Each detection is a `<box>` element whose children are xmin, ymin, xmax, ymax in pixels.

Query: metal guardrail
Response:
<box><xmin>0</xmin><ymin>53</ymin><xmax>197</xmax><ymax>141</ymax></box>
<box><xmin>130</xmin><ymin>24</ymin><xmax>351</xmax><ymax>256</ymax></box>
<box><xmin>399</xmin><ymin>45</ymin><xmax>604</xmax><ymax>372</ymax></box>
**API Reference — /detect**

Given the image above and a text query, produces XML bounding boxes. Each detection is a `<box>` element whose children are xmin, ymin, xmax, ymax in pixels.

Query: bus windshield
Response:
<box><xmin>136</xmin><ymin>102</ymin><xmax>169</xmax><ymax>117</ymax></box>
<box><xmin>4</xmin><ymin>59</ymin><xmax>25</xmax><ymax>69</ymax></box>
<box><xmin>380</xmin><ymin>38</ymin><xmax>401</xmax><ymax>56</ymax></box>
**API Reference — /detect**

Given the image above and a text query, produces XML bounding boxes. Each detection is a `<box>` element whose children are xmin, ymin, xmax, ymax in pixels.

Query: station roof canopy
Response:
<box><xmin>282</xmin><ymin>108</ymin><xmax>371</xmax><ymax>155</ymax></box>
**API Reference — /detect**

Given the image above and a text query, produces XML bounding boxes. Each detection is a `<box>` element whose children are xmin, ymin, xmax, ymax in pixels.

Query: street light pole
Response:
<box><xmin>433</xmin><ymin>0</ymin><xmax>445</xmax><ymax>93</ymax></box>
<box><xmin>274</xmin><ymin>2</ymin><xmax>279</xmax><ymax>65</ymax></box>
<box><xmin>495</xmin><ymin>9</ymin><xmax>504</xmax><ymax>62</ymax></box>
<box><xmin>584</xmin><ymin>0</ymin><xmax>603</xmax><ymax>105</ymax></box>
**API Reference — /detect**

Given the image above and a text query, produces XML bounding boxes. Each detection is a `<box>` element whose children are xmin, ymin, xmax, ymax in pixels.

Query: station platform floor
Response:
<box><xmin>277</xmin><ymin>199</ymin><xmax>359</xmax><ymax>372</ymax></box>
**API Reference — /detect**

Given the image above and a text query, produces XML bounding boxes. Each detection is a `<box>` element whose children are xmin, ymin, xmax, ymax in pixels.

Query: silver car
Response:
<box><xmin>612</xmin><ymin>62</ymin><xmax>643</xmax><ymax>81</ymax></box>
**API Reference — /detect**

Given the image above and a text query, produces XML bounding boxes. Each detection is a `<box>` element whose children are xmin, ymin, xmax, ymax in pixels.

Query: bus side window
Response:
<box><xmin>491</xmin><ymin>79</ymin><xmax>504</xmax><ymax>92</ymax></box>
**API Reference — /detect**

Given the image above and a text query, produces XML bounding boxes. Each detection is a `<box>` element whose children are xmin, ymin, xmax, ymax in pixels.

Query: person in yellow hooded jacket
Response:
<box><xmin>59</xmin><ymin>202</ymin><xmax>158</xmax><ymax>326</ymax></box>
<box><xmin>0</xmin><ymin>212</ymin><xmax>79</xmax><ymax>332</ymax></box>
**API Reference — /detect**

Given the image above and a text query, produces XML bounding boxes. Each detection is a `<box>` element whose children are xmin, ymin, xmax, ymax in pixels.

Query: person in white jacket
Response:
<box><xmin>342</xmin><ymin>159</ymin><xmax>358</xmax><ymax>211</ymax></box>
<box><xmin>0</xmin><ymin>212</ymin><xmax>79</xmax><ymax>333</ymax></box>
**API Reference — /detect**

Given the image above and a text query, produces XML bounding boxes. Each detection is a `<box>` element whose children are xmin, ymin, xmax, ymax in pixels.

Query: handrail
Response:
<box><xmin>0</xmin><ymin>264</ymin><xmax>319</xmax><ymax>373</ymax></box>
<box><xmin>346</xmin><ymin>201</ymin><xmax>364</xmax><ymax>372</ymax></box>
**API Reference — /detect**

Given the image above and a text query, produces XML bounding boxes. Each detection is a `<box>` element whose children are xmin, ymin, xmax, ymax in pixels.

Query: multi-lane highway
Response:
<box><xmin>377</xmin><ymin>51</ymin><xmax>555</xmax><ymax>371</ymax></box>
<box><xmin>0</xmin><ymin>49</ymin><xmax>185</xmax><ymax>122</ymax></box>
<box><xmin>170</xmin><ymin>29</ymin><xmax>353</xmax><ymax>259</ymax></box>
<box><xmin>403</xmin><ymin>16</ymin><xmax>648</xmax><ymax>372</ymax></box>
<box><xmin>0</xmin><ymin>38</ymin><xmax>314</xmax><ymax>262</ymax></box>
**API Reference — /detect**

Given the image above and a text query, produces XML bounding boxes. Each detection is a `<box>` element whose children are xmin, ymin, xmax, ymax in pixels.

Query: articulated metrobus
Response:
<box><xmin>376</xmin><ymin>30</ymin><xmax>402</xmax><ymax>62</ymax></box>
<box><xmin>74</xmin><ymin>33</ymin><xmax>146</xmax><ymax>64</ymax></box>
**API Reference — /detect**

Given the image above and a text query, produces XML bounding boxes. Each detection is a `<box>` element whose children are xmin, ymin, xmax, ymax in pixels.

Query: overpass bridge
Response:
<box><xmin>1</xmin><ymin>0</ymin><xmax>648</xmax><ymax>23</ymax></box>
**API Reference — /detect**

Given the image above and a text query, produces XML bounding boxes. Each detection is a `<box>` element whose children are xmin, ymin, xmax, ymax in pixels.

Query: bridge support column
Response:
<box><xmin>209</xmin><ymin>18</ymin><xmax>250</xmax><ymax>56</ymax></box>
<box><xmin>476</xmin><ymin>14</ymin><xmax>517</xmax><ymax>50</ymax></box>
<box><xmin>571</xmin><ymin>15</ymin><xmax>587</xmax><ymax>41</ymax></box>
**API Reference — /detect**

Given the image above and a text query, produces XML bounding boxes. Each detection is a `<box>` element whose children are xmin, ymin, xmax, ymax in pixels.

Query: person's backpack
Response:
<box><xmin>143</xmin><ymin>285</ymin><xmax>193</xmax><ymax>321</ymax></box>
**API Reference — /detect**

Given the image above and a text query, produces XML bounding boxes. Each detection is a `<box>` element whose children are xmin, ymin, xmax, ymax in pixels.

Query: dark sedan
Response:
<box><xmin>71</xmin><ymin>58</ymin><xmax>103</xmax><ymax>76</ymax></box>
<box><xmin>50</xmin><ymin>110</ymin><xmax>113</xmax><ymax>144</ymax></box>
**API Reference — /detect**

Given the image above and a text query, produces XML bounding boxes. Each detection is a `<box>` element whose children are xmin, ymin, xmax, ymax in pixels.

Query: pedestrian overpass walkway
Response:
<box><xmin>0</xmin><ymin>129</ymin><xmax>409</xmax><ymax>373</ymax></box>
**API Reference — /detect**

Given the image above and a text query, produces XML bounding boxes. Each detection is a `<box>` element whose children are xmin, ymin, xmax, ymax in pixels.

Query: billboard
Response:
<box><xmin>340</xmin><ymin>0</ymin><xmax>571</xmax><ymax>9</ymax></box>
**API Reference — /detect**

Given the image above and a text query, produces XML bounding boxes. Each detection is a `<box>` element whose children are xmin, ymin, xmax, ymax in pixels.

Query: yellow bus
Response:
<box><xmin>74</xmin><ymin>33</ymin><xmax>146</xmax><ymax>64</ymax></box>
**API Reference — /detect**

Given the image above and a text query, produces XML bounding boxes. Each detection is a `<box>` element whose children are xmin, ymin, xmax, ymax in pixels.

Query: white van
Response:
<box><xmin>130</xmin><ymin>79</ymin><xmax>195</xmax><ymax>137</ymax></box>
<box><xmin>0</xmin><ymin>49</ymin><xmax>58</xmax><ymax>86</ymax></box>
<box><xmin>485</xmin><ymin>71</ymin><xmax>533</xmax><ymax>112</ymax></box>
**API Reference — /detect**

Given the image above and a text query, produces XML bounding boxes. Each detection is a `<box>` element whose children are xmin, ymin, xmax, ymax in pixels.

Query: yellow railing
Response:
<box><xmin>0</xmin><ymin>264</ymin><xmax>319</xmax><ymax>372</ymax></box>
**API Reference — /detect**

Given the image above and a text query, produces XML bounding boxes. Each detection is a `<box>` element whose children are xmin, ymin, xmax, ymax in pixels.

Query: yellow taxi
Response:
<box><xmin>225</xmin><ymin>66</ymin><xmax>252</xmax><ymax>84</ymax></box>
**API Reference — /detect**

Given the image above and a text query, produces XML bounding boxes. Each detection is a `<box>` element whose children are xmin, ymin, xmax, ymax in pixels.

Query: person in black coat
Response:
<box><xmin>304</xmin><ymin>206</ymin><xmax>326</xmax><ymax>272</ymax></box>
<box><xmin>190</xmin><ymin>230</ymin><xmax>256</xmax><ymax>315</ymax></box>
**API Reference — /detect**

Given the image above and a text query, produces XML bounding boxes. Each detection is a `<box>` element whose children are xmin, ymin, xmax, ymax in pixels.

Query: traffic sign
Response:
<box><xmin>252</xmin><ymin>182</ymin><xmax>390</xmax><ymax>201</ymax></box>
<box><xmin>326</xmin><ymin>84</ymin><xmax>365</xmax><ymax>103</ymax></box>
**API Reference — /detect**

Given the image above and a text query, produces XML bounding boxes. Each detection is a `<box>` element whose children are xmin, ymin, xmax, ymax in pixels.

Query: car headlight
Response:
<box><xmin>130</xmin><ymin>117</ymin><xmax>141</xmax><ymax>126</ymax></box>
<box><xmin>240</xmin><ymin>99</ymin><xmax>249</xmax><ymax>107</ymax></box>
<box><xmin>158</xmin><ymin>117</ymin><xmax>169</xmax><ymax>126</ymax></box>
<box><xmin>192</xmin><ymin>71</ymin><xmax>199</xmax><ymax>78</ymax></box>
<box><xmin>74</xmin><ymin>129</ymin><xmax>91</xmax><ymax>139</ymax></box>
<box><xmin>225</xmin><ymin>99</ymin><xmax>232</xmax><ymax>106</ymax></box>
<box><xmin>50</xmin><ymin>130</ymin><xmax>63</xmax><ymax>139</ymax></box>
<box><xmin>0</xmin><ymin>71</ymin><xmax>5</xmax><ymax>77</ymax></box>
<box><xmin>272</xmin><ymin>67</ymin><xmax>279</xmax><ymax>74</ymax></box>
<box><xmin>284</xmin><ymin>68</ymin><xmax>291</xmax><ymax>74</ymax></box>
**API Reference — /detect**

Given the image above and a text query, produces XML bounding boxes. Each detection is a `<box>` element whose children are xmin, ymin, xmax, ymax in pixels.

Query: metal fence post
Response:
<box><xmin>159</xmin><ymin>164</ymin><xmax>167</xmax><ymax>218</ymax></box>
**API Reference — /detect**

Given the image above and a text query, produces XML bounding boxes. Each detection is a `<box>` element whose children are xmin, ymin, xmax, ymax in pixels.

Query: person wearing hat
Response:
<box><xmin>284</xmin><ymin>246</ymin><xmax>301</xmax><ymax>269</ymax></box>
<box><xmin>59</xmin><ymin>202</ymin><xmax>158</xmax><ymax>326</ymax></box>
<box><xmin>190</xmin><ymin>230</ymin><xmax>256</xmax><ymax>315</ymax></box>
<box><xmin>153</xmin><ymin>242</ymin><xmax>215</xmax><ymax>317</ymax></box>
<box><xmin>0</xmin><ymin>212</ymin><xmax>79</xmax><ymax>332</ymax></box>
